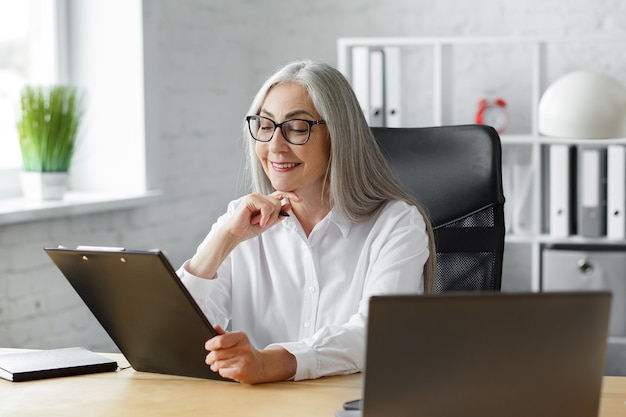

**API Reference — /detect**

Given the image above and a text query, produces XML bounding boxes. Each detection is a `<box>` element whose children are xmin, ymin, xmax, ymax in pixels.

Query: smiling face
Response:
<box><xmin>255</xmin><ymin>82</ymin><xmax>331</xmax><ymax>199</ymax></box>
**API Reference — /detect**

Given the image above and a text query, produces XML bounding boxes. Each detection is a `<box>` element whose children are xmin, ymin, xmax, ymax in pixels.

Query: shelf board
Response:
<box><xmin>537</xmin><ymin>235</ymin><xmax>626</xmax><ymax>246</ymax></box>
<box><xmin>500</xmin><ymin>134</ymin><xmax>626</xmax><ymax>145</ymax></box>
<box><xmin>338</xmin><ymin>36</ymin><xmax>626</xmax><ymax>48</ymax></box>
<box><xmin>505</xmin><ymin>233</ymin><xmax>626</xmax><ymax>246</ymax></box>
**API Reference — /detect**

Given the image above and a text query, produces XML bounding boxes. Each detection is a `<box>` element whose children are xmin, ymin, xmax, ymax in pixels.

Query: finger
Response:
<box><xmin>259</xmin><ymin>198</ymin><xmax>289</xmax><ymax>228</ymax></box>
<box><xmin>262</xmin><ymin>192</ymin><xmax>297</xmax><ymax>220</ymax></box>
<box><xmin>205</xmin><ymin>334</ymin><xmax>230</xmax><ymax>351</ymax></box>
<box><xmin>206</xmin><ymin>347</ymin><xmax>236</xmax><ymax>367</ymax></box>
<box><xmin>258</xmin><ymin>204</ymin><xmax>279</xmax><ymax>228</ymax></box>
<box><xmin>209</xmin><ymin>352</ymin><xmax>254</xmax><ymax>383</ymax></box>
<box><xmin>242</xmin><ymin>195</ymin><xmax>281</xmax><ymax>228</ymax></box>
<box><xmin>205</xmin><ymin>330</ymin><xmax>246</xmax><ymax>352</ymax></box>
<box><xmin>270</xmin><ymin>190</ymin><xmax>302</xmax><ymax>203</ymax></box>
<box><xmin>205</xmin><ymin>325</ymin><xmax>227</xmax><ymax>351</ymax></box>
<box><xmin>217</xmin><ymin>366</ymin><xmax>249</xmax><ymax>384</ymax></box>
<box><xmin>206</xmin><ymin>326</ymin><xmax>224</xmax><ymax>351</ymax></box>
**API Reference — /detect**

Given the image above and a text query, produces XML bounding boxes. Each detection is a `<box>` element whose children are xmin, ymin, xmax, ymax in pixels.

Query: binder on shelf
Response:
<box><xmin>350</xmin><ymin>46</ymin><xmax>402</xmax><ymax>127</ymax></box>
<box><xmin>607</xmin><ymin>144</ymin><xmax>626</xmax><ymax>239</ymax></box>
<box><xmin>511</xmin><ymin>157</ymin><xmax>534</xmax><ymax>235</ymax></box>
<box><xmin>578</xmin><ymin>146</ymin><xmax>607</xmax><ymax>238</ymax></box>
<box><xmin>383</xmin><ymin>46</ymin><xmax>401</xmax><ymax>127</ymax></box>
<box><xmin>368</xmin><ymin>48</ymin><xmax>385</xmax><ymax>127</ymax></box>
<box><xmin>350</xmin><ymin>47</ymin><xmax>386</xmax><ymax>126</ymax></box>
<box><xmin>548</xmin><ymin>144</ymin><xmax>574</xmax><ymax>237</ymax></box>
<box><xmin>351</xmin><ymin>46</ymin><xmax>370</xmax><ymax>123</ymax></box>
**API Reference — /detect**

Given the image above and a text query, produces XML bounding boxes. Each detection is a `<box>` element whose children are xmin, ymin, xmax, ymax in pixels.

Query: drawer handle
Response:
<box><xmin>577</xmin><ymin>259</ymin><xmax>594</xmax><ymax>274</ymax></box>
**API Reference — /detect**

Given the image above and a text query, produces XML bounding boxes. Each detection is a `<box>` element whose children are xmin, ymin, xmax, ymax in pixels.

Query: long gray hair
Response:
<box><xmin>242</xmin><ymin>60</ymin><xmax>436</xmax><ymax>291</ymax></box>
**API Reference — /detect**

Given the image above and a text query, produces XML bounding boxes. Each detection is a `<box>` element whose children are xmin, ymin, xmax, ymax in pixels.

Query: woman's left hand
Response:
<box><xmin>205</xmin><ymin>325</ymin><xmax>296</xmax><ymax>384</ymax></box>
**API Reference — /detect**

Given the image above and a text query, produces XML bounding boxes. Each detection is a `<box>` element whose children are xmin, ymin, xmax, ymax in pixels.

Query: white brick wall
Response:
<box><xmin>1</xmin><ymin>0</ymin><xmax>625</xmax><ymax>351</ymax></box>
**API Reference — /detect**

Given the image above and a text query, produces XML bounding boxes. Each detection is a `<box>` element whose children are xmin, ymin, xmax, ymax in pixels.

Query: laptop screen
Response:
<box><xmin>361</xmin><ymin>292</ymin><xmax>611</xmax><ymax>417</ymax></box>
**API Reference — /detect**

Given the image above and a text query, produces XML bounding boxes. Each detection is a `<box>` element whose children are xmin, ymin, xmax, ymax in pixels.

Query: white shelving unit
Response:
<box><xmin>337</xmin><ymin>36</ymin><xmax>626</xmax><ymax>293</ymax></box>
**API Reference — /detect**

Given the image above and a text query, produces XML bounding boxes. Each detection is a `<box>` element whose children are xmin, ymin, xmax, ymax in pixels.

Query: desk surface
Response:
<box><xmin>0</xmin><ymin>351</ymin><xmax>360</xmax><ymax>417</ymax></box>
<box><xmin>1</xmin><ymin>350</ymin><xmax>625</xmax><ymax>417</ymax></box>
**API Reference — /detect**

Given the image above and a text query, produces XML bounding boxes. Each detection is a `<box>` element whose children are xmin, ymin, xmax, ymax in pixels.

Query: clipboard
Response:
<box><xmin>44</xmin><ymin>246</ymin><xmax>228</xmax><ymax>381</ymax></box>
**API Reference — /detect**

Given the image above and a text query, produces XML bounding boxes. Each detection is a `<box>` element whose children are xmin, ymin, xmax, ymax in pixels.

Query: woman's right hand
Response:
<box><xmin>187</xmin><ymin>191</ymin><xmax>300</xmax><ymax>279</ymax></box>
<box><xmin>222</xmin><ymin>191</ymin><xmax>299</xmax><ymax>243</ymax></box>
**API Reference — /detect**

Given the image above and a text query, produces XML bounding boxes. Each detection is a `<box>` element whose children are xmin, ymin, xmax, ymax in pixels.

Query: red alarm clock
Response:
<box><xmin>476</xmin><ymin>98</ymin><xmax>509</xmax><ymax>133</ymax></box>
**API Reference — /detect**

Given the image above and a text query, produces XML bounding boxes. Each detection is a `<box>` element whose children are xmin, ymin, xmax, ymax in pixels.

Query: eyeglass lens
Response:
<box><xmin>248</xmin><ymin>116</ymin><xmax>312</xmax><ymax>145</ymax></box>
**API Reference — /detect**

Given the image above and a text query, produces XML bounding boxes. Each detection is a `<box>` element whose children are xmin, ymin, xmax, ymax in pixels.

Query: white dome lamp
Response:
<box><xmin>538</xmin><ymin>71</ymin><xmax>626</xmax><ymax>139</ymax></box>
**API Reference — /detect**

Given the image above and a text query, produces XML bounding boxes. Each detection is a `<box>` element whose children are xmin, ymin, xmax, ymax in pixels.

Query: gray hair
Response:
<box><xmin>242</xmin><ymin>60</ymin><xmax>435</xmax><ymax>290</ymax></box>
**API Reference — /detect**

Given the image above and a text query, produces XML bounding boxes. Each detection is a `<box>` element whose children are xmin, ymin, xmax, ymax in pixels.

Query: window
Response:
<box><xmin>0</xmin><ymin>0</ymin><xmax>64</xmax><ymax>171</ymax></box>
<box><xmin>0</xmin><ymin>0</ymin><xmax>68</xmax><ymax>199</ymax></box>
<box><xmin>0</xmin><ymin>0</ymin><xmax>147</xmax><ymax>204</ymax></box>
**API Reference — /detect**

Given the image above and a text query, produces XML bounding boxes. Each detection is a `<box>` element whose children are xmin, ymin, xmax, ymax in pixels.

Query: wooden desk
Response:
<box><xmin>1</xmin><ymin>351</ymin><xmax>625</xmax><ymax>417</ymax></box>
<box><xmin>0</xmin><ymin>352</ymin><xmax>360</xmax><ymax>417</ymax></box>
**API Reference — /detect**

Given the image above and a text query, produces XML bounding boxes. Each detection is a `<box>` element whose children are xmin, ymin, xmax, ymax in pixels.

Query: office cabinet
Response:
<box><xmin>542</xmin><ymin>248</ymin><xmax>626</xmax><ymax>337</ymax></box>
<box><xmin>337</xmin><ymin>36</ymin><xmax>626</xmax><ymax>293</ymax></box>
<box><xmin>542</xmin><ymin>246</ymin><xmax>626</xmax><ymax>375</ymax></box>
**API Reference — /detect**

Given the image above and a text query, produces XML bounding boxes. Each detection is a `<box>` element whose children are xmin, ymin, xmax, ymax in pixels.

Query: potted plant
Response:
<box><xmin>16</xmin><ymin>85</ymin><xmax>84</xmax><ymax>200</ymax></box>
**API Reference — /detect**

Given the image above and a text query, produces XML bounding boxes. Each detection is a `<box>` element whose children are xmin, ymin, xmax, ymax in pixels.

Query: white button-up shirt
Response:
<box><xmin>178</xmin><ymin>198</ymin><xmax>429</xmax><ymax>380</ymax></box>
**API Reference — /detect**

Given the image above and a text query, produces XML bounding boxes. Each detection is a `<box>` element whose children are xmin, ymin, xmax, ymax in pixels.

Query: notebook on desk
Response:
<box><xmin>44</xmin><ymin>246</ymin><xmax>228</xmax><ymax>381</ymax></box>
<box><xmin>338</xmin><ymin>291</ymin><xmax>611</xmax><ymax>417</ymax></box>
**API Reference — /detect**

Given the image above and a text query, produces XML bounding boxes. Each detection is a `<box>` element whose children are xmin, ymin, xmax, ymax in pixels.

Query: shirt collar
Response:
<box><xmin>281</xmin><ymin>207</ymin><xmax>353</xmax><ymax>238</ymax></box>
<box><xmin>327</xmin><ymin>207</ymin><xmax>353</xmax><ymax>238</ymax></box>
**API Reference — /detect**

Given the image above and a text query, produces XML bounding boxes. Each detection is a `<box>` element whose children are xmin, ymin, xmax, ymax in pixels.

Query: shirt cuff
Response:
<box><xmin>177</xmin><ymin>259</ymin><xmax>218</xmax><ymax>280</ymax></box>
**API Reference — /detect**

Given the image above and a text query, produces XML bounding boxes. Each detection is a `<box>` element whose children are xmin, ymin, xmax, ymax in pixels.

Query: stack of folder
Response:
<box><xmin>546</xmin><ymin>143</ymin><xmax>625</xmax><ymax>239</ymax></box>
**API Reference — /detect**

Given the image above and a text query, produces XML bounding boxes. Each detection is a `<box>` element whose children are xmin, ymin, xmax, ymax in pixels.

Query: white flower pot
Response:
<box><xmin>20</xmin><ymin>171</ymin><xmax>69</xmax><ymax>201</ymax></box>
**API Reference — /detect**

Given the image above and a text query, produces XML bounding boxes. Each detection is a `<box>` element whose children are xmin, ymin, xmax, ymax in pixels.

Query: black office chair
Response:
<box><xmin>372</xmin><ymin>125</ymin><xmax>506</xmax><ymax>293</ymax></box>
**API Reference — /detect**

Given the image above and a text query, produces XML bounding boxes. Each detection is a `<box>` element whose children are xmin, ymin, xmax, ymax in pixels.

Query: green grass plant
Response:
<box><xmin>16</xmin><ymin>85</ymin><xmax>84</xmax><ymax>172</ymax></box>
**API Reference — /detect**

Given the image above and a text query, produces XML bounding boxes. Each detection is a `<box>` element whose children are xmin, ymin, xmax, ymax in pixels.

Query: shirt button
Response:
<box><xmin>304</xmin><ymin>321</ymin><xmax>311</xmax><ymax>328</ymax></box>
<box><xmin>309</xmin><ymin>286</ymin><xmax>316</xmax><ymax>293</ymax></box>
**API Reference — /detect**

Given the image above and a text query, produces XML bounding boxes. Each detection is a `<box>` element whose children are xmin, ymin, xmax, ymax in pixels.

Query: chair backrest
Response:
<box><xmin>372</xmin><ymin>124</ymin><xmax>506</xmax><ymax>292</ymax></box>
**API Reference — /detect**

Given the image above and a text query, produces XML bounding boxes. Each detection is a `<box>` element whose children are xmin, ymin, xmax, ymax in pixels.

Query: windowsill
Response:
<box><xmin>0</xmin><ymin>190</ymin><xmax>162</xmax><ymax>225</ymax></box>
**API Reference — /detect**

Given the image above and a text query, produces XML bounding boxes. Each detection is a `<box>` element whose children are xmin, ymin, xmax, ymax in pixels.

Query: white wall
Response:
<box><xmin>1</xmin><ymin>0</ymin><xmax>625</xmax><ymax>351</ymax></box>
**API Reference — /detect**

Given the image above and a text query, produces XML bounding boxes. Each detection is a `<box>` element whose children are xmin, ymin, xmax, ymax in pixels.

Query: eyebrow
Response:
<box><xmin>260</xmin><ymin>108</ymin><xmax>317</xmax><ymax>119</ymax></box>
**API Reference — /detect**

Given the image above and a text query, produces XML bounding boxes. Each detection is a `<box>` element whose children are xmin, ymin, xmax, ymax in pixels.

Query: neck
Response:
<box><xmin>290</xmin><ymin>191</ymin><xmax>332</xmax><ymax>237</ymax></box>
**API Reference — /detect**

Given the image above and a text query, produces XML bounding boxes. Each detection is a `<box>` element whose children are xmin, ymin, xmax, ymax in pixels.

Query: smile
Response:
<box><xmin>271</xmin><ymin>162</ymin><xmax>300</xmax><ymax>170</ymax></box>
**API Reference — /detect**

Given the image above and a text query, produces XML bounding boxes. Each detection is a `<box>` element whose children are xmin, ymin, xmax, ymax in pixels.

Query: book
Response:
<box><xmin>578</xmin><ymin>146</ymin><xmax>607</xmax><ymax>238</ymax></box>
<box><xmin>383</xmin><ymin>46</ymin><xmax>402</xmax><ymax>127</ymax></box>
<box><xmin>368</xmin><ymin>48</ymin><xmax>385</xmax><ymax>127</ymax></box>
<box><xmin>607</xmin><ymin>144</ymin><xmax>626</xmax><ymax>239</ymax></box>
<box><xmin>350</xmin><ymin>46</ymin><xmax>390</xmax><ymax>127</ymax></box>
<box><xmin>351</xmin><ymin>46</ymin><xmax>370</xmax><ymax>123</ymax></box>
<box><xmin>548</xmin><ymin>144</ymin><xmax>574</xmax><ymax>237</ymax></box>
<box><xmin>0</xmin><ymin>347</ymin><xmax>118</xmax><ymax>382</ymax></box>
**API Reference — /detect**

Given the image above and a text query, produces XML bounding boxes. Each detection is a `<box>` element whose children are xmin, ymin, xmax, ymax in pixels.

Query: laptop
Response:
<box><xmin>44</xmin><ymin>246</ymin><xmax>228</xmax><ymax>381</ymax></box>
<box><xmin>338</xmin><ymin>291</ymin><xmax>611</xmax><ymax>417</ymax></box>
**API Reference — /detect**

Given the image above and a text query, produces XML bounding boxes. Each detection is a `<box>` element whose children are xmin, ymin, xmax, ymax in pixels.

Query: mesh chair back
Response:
<box><xmin>372</xmin><ymin>125</ymin><xmax>506</xmax><ymax>292</ymax></box>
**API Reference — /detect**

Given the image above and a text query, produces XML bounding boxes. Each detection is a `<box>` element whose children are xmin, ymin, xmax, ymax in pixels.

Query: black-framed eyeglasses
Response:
<box><xmin>246</xmin><ymin>115</ymin><xmax>326</xmax><ymax>145</ymax></box>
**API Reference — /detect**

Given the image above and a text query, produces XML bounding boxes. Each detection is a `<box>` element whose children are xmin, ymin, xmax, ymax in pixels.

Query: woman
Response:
<box><xmin>178</xmin><ymin>60</ymin><xmax>435</xmax><ymax>384</ymax></box>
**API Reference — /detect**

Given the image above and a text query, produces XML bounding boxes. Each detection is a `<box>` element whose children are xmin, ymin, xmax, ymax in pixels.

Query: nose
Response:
<box><xmin>268</xmin><ymin>125</ymin><xmax>290</xmax><ymax>150</ymax></box>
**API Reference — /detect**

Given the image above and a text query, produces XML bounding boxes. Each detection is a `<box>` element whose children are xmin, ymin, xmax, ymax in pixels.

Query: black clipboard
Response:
<box><xmin>44</xmin><ymin>246</ymin><xmax>228</xmax><ymax>381</ymax></box>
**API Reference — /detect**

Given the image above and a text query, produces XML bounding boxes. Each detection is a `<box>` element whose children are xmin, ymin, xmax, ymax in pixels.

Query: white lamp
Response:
<box><xmin>538</xmin><ymin>71</ymin><xmax>626</xmax><ymax>139</ymax></box>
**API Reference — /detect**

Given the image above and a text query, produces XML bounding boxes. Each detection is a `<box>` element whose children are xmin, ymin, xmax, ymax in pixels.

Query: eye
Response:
<box><xmin>259</xmin><ymin>118</ymin><xmax>274</xmax><ymax>131</ymax></box>
<box><xmin>286</xmin><ymin>120</ymin><xmax>309</xmax><ymax>134</ymax></box>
